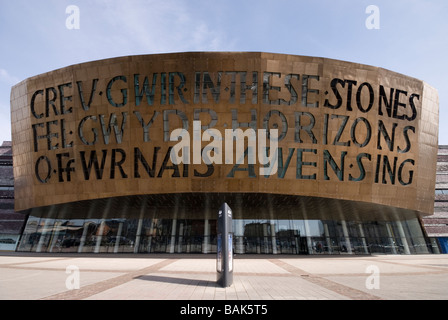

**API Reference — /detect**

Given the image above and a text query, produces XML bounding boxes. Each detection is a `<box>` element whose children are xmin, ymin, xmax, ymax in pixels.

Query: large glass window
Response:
<box><xmin>16</xmin><ymin>194</ymin><xmax>432</xmax><ymax>255</ymax></box>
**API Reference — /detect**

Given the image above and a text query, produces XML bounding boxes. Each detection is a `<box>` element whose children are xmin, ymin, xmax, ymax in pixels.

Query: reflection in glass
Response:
<box><xmin>16</xmin><ymin>194</ymin><xmax>434</xmax><ymax>255</ymax></box>
<box><xmin>17</xmin><ymin>215</ymin><xmax>433</xmax><ymax>255</ymax></box>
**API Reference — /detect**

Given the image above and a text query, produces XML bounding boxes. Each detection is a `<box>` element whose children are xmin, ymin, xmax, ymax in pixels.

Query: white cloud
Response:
<box><xmin>92</xmin><ymin>0</ymin><xmax>231</xmax><ymax>54</ymax></box>
<box><xmin>0</xmin><ymin>102</ymin><xmax>12</xmax><ymax>144</ymax></box>
<box><xmin>0</xmin><ymin>69</ymin><xmax>17</xmax><ymax>144</ymax></box>
<box><xmin>0</xmin><ymin>69</ymin><xmax>20</xmax><ymax>86</ymax></box>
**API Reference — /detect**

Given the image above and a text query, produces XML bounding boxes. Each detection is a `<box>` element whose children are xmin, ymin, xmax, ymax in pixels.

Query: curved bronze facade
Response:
<box><xmin>11</xmin><ymin>52</ymin><xmax>438</xmax><ymax>217</ymax></box>
<box><xmin>11</xmin><ymin>52</ymin><xmax>440</xmax><ymax>255</ymax></box>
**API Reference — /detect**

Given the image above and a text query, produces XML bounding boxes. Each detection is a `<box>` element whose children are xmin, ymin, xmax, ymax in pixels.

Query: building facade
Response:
<box><xmin>0</xmin><ymin>141</ymin><xmax>25</xmax><ymax>251</ymax></box>
<box><xmin>422</xmin><ymin>145</ymin><xmax>448</xmax><ymax>253</ymax></box>
<box><xmin>10</xmin><ymin>52</ymin><xmax>440</xmax><ymax>254</ymax></box>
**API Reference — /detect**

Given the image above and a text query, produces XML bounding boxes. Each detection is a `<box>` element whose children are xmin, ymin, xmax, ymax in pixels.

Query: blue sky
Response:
<box><xmin>0</xmin><ymin>0</ymin><xmax>447</xmax><ymax>144</ymax></box>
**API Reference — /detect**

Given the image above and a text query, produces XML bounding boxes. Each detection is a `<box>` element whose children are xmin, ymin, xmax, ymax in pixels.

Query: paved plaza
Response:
<box><xmin>0</xmin><ymin>252</ymin><xmax>447</xmax><ymax>300</ymax></box>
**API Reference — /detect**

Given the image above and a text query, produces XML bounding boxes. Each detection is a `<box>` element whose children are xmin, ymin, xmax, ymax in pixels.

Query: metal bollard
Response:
<box><xmin>216</xmin><ymin>202</ymin><xmax>233</xmax><ymax>288</ymax></box>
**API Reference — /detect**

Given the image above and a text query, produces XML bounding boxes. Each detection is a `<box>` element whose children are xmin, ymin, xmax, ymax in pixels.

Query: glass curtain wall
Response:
<box><xmin>17</xmin><ymin>216</ymin><xmax>433</xmax><ymax>255</ymax></box>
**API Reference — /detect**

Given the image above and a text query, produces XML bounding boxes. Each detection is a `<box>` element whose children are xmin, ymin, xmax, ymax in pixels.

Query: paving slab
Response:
<box><xmin>0</xmin><ymin>253</ymin><xmax>447</xmax><ymax>301</ymax></box>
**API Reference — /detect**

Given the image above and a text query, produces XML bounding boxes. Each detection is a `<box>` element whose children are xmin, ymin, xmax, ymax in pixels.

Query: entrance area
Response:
<box><xmin>15</xmin><ymin>193</ymin><xmax>435</xmax><ymax>255</ymax></box>
<box><xmin>17</xmin><ymin>216</ymin><xmax>433</xmax><ymax>255</ymax></box>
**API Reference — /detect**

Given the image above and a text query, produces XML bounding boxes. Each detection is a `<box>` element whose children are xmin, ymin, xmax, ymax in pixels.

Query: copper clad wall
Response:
<box><xmin>10</xmin><ymin>52</ymin><xmax>439</xmax><ymax>216</ymax></box>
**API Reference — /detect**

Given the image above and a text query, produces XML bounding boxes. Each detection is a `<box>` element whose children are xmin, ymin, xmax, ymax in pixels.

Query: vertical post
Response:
<box><xmin>178</xmin><ymin>222</ymin><xmax>184</xmax><ymax>253</ymax></box>
<box><xmin>49</xmin><ymin>221</ymin><xmax>61</xmax><ymax>253</ymax></box>
<box><xmin>396</xmin><ymin>221</ymin><xmax>411</xmax><ymax>254</ymax></box>
<box><xmin>36</xmin><ymin>218</ymin><xmax>51</xmax><ymax>253</ymax></box>
<box><xmin>217</xmin><ymin>202</ymin><xmax>233</xmax><ymax>288</ymax></box>
<box><xmin>303</xmin><ymin>219</ymin><xmax>313</xmax><ymax>254</ymax></box>
<box><xmin>386</xmin><ymin>222</ymin><xmax>398</xmax><ymax>254</ymax></box>
<box><xmin>134</xmin><ymin>218</ymin><xmax>143</xmax><ymax>253</ymax></box>
<box><xmin>341</xmin><ymin>220</ymin><xmax>353</xmax><ymax>254</ymax></box>
<box><xmin>94</xmin><ymin>219</ymin><xmax>105</xmax><ymax>253</ymax></box>
<box><xmin>147</xmin><ymin>218</ymin><xmax>154</xmax><ymax>253</ymax></box>
<box><xmin>114</xmin><ymin>222</ymin><xmax>123</xmax><ymax>253</ymax></box>
<box><xmin>270</xmin><ymin>222</ymin><xmax>277</xmax><ymax>254</ymax></box>
<box><xmin>324</xmin><ymin>223</ymin><xmax>332</xmax><ymax>254</ymax></box>
<box><xmin>203</xmin><ymin>219</ymin><xmax>210</xmax><ymax>253</ymax></box>
<box><xmin>169</xmin><ymin>219</ymin><xmax>177</xmax><ymax>253</ymax></box>
<box><xmin>78</xmin><ymin>222</ymin><xmax>89</xmax><ymax>253</ymax></box>
<box><xmin>357</xmin><ymin>223</ymin><xmax>370</xmax><ymax>254</ymax></box>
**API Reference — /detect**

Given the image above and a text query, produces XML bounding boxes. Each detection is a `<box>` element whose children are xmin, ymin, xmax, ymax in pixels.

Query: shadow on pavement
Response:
<box><xmin>135</xmin><ymin>274</ymin><xmax>217</xmax><ymax>287</ymax></box>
